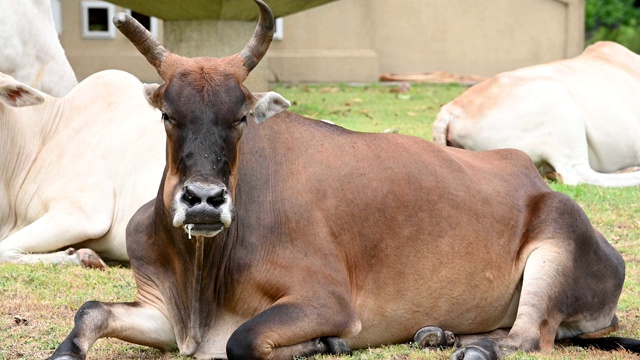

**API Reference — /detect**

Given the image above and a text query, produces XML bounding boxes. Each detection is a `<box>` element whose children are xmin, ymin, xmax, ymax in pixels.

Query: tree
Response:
<box><xmin>585</xmin><ymin>0</ymin><xmax>640</xmax><ymax>53</ymax></box>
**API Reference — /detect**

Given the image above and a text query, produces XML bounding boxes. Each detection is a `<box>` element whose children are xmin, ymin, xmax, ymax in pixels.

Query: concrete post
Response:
<box><xmin>164</xmin><ymin>19</ymin><xmax>271</xmax><ymax>92</ymax></box>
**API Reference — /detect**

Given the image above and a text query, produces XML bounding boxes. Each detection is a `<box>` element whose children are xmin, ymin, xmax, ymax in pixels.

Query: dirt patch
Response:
<box><xmin>379</xmin><ymin>71</ymin><xmax>486</xmax><ymax>85</ymax></box>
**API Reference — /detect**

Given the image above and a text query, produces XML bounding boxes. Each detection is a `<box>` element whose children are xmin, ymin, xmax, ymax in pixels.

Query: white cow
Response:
<box><xmin>0</xmin><ymin>70</ymin><xmax>164</xmax><ymax>267</ymax></box>
<box><xmin>0</xmin><ymin>0</ymin><xmax>78</xmax><ymax>97</ymax></box>
<box><xmin>433</xmin><ymin>41</ymin><xmax>640</xmax><ymax>187</ymax></box>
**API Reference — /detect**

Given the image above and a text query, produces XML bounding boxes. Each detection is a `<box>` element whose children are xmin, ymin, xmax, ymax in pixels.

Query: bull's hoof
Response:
<box><xmin>75</xmin><ymin>248</ymin><xmax>108</xmax><ymax>269</ymax></box>
<box><xmin>414</xmin><ymin>326</ymin><xmax>455</xmax><ymax>348</ymax></box>
<box><xmin>450</xmin><ymin>340</ymin><xmax>497</xmax><ymax>360</ymax></box>
<box><xmin>47</xmin><ymin>346</ymin><xmax>86</xmax><ymax>360</ymax></box>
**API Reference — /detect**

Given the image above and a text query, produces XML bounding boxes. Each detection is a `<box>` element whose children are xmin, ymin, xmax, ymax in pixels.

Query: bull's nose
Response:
<box><xmin>182</xmin><ymin>184</ymin><xmax>226</xmax><ymax>208</ymax></box>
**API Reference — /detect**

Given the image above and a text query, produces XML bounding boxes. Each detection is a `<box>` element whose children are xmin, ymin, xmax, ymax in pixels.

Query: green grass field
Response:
<box><xmin>1</xmin><ymin>82</ymin><xmax>639</xmax><ymax>359</ymax></box>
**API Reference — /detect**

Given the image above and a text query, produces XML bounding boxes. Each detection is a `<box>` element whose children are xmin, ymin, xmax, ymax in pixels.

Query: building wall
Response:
<box><xmin>59</xmin><ymin>0</ymin><xmax>584</xmax><ymax>85</ymax></box>
<box><xmin>268</xmin><ymin>0</ymin><xmax>585</xmax><ymax>82</ymax></box>
<box><xmin>59</xmin><ymin>0</ymin><xmax>163</xmax><ymax>84</ymax></box>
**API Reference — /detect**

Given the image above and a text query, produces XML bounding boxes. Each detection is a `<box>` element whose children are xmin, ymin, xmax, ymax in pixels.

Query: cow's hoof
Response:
<box><xmin>322</xmin><ymin>336</ymin><xmax>351</xmax><ymax>355</ymax></box>
<box><xmin>75</xmin><ymin>249</ymin><xmax>108</xmax><ymax>269</ymax></box>
<box><xmin>450</xmin><ymin>340</ymin><xmax>497</xmax><ymax>360</ymax></box>
<box><xmin>414</xmin><ymin>326</ymin><xmax>455</xmax><ymax>348</ymax></box>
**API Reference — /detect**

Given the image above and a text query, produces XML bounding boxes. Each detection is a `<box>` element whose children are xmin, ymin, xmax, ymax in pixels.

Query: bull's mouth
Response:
<box><xmin>183</xmin><ymin>223</ymin><xmax>224</xmax><ymax>238</ymax></box>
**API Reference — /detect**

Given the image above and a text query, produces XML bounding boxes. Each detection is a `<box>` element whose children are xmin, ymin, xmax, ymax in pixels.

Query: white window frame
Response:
<box><xmin>274</xmin><ymin>17</ymin><xmax>284</xmax><ymax>41</ymax></box>
<box><xmin>125</xmin><ymin>9</ymin><xmax>159</xmax><ymax>38</ymax></box>
<box><xmin>81</xmin><ymin>1</ymin><xmax>116</xmax><ymax>39</ymax></box>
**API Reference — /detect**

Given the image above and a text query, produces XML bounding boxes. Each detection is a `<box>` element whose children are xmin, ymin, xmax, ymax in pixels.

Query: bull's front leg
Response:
<box><xmin>226</xmin><ymin>300</ymin><xmax>360</xmax><ymax>360</ymax></box>
<box><xmin>48</xmin><ymin>301</ymin><xmax>175</xmax><ymax>360</ymax></box>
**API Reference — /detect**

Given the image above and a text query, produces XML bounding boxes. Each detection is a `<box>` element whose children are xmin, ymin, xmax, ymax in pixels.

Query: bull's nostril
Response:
<box><xmin>182</xmin><ymin>186</ymin><xmax>200</xmax><ymax>207</ymax></box>
<box><xmin>182</xmin><ymin>185</ymin><xmax>226</xmax><ymax>208</ymax></box>
<box><xmin>207</xmin><ymin>189</ymin><xmax>226</xmax><ymax>208</ymax></box>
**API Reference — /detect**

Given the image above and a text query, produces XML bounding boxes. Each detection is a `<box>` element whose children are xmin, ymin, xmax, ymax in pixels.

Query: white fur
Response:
<box><xmin>434</xmin><ymin>41</ymin><xmax>640</xmax><ymax>187</ymax></box>
<box><xmin>0</xmin><ymin>0</ymin><xmax>78</xmax><ymax>97</ymax></box>
<box><xmin>0</xmin><ymin>74</ymin><xmax>45</xmax><ymax>107</ymax></box>
<box><xmin>0</xmin><ymin>69</ymin><xmax>165</xmax><ymax>265</ymax></box>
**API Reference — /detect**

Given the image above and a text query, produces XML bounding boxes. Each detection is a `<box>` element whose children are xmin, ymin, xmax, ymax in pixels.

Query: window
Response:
<box><xmin>125</xmin><ymin>10</ymin><xmax>159</xmax><ymax>38</ymax></box>
<box><xmin>274</xmin><ymin>17</ymin><xmax>284</xmax><ymax>41</ymax></box>
<box><xmin>81</xmin><ymin>1</ymin><xmax>115</xmax><ymax>39</ymax></box>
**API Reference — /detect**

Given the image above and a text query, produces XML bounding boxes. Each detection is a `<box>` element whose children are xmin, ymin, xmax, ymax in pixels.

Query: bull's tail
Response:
<box><xmin>432</xmin><ymin>103</ymin><xmax>452</xmax><ymax>146</ymax></box>
<box><xmin>570</xmin><ymin>336</ymin><xmax>640</xmax><ymax>354</ymax></box>
<box><xmin>433</xmin><ymin>102</ymin><xmax>466</xmax><ymax>148</ymax></box>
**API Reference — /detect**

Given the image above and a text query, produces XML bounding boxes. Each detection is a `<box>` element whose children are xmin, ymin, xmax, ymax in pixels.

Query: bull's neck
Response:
<box><xmin>188</xmin><ymin>235</ymin><xmax>205</xmax><ymax>346</ymax></box>
<box><xmin>153</xmin><ymin>198</ymin><xmax>235</xmax><ymax>348</ymax></box>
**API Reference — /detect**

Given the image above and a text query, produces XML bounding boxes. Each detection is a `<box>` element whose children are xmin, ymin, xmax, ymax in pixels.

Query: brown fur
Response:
<box><xmin>49</xmin><ymin>3</ymin><xmax>630</xmax><ymax>360</ymax></box>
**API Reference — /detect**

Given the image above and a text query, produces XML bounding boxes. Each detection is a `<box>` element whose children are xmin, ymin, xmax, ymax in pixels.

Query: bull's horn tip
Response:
<box><xmin>112</xmin><ymin>12</ymin><xmax>128</xmax><ymax>26</ymax></box>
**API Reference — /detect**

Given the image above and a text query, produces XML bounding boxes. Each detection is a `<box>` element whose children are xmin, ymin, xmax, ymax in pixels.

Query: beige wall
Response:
<box><xmin>59</xmin><ymin>0</ymin><xmax>584</xmax><ymax>85</ymax></box>
<box><xmin>268</xmin><ymin>0</ymin><xmax>585</xmax><ymax>82</ymax></box>
<box><xmin>163</xmin><ymin>19</ymin><xmax>270</xmax><ymax>92</ymax></box>
<box><xmin>59</xmin><ymin>0</ymin><xmax>163</xmax><ymax>84</ymax></box>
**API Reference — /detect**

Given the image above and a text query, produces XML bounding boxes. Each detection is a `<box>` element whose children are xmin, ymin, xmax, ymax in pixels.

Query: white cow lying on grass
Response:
<box><xmin>0</xmin><ymin>0</ymin><xmax>78</xmax><ymax>96</ymax></box>
<box><xmin>0</xmin><ymin>70</ymin><xmax>164</xmax><ymax>267</ymax></box>
<box><xmin>433</xmin><ymin>41</ymin><xmax>640</xmax><ymax>187</ymax></box>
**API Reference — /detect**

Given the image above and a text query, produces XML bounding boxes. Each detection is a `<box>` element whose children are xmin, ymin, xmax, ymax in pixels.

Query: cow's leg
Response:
<box><xmin>550</xmin><ymin>159</ymin><xmax>640</xmax><ymax>187</ymax></box>
<box><xmin>449</xmin><ymin>193</ymin><xmax>625</xmax><ymax>360</ymax></box>
<box><xmin>226</xmin><ymin>301</ymin><xmax>360</xmax><ymax>360</ymax></box>
<box><xmin>0</xmin><ymin>208</ymin><xmax>112</xmax><ymax>267</ymax></box>
<box><xmin>48</xmin><ymin>301</ymin><xmax>175</xmax><ymax>360</ymax></box>
<box><xmin>539</xmin><ymin>121</ymin><xmax>640</xmax><ymax>186</ymax></box>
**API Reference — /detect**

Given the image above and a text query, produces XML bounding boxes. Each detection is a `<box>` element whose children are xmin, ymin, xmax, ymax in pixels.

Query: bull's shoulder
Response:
<box><xmin>125</xmin><ymin>199</ymin><xmax>156</xmax><ymax>256</ymax></box>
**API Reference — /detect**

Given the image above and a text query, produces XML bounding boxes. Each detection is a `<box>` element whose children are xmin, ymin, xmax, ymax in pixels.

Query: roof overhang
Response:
<box><xmin>106</xmin><ymin>0</ymin><xmax>338</xmax><ymax>21</ymax></box>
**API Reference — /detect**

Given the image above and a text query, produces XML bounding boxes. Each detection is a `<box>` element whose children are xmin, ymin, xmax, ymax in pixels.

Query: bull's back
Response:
<box><xmin>238</xmin><ymin>117</ymin><xmax>549</xmax><ymax>344</ymax></box>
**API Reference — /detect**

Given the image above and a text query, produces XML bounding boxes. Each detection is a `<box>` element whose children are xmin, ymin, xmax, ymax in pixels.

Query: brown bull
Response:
<box><xmin>49</xmin><ymin>1</ymin><xmax>639</xmax><ymax>359</ymax></box>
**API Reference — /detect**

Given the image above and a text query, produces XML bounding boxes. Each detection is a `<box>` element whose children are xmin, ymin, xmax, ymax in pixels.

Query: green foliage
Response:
<box><xmin>585</xmin><ymin>0</ymin><xmax>639</xmax><ymax>32</ymax></box>
<box><xmin>585</xmin><ymin>0</ymin><xmax>640</xmax><ymax>53</ymax></box>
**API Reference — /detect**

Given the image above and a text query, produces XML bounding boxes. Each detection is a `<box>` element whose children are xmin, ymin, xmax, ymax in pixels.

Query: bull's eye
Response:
<box><xmin>161</xmin><ymin>112</ymin><xmax>169</xmax><ymax>121</ymax></box>
<box><xmin>241</xmin><ymin>115</ymin><xmax>247</xmax><ymax>123</ymax></box>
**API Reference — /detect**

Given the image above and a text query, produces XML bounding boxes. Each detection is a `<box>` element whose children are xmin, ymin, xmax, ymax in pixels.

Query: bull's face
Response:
<box><xmin>115</xmin><ymin>0</ymin><xmax>289</xmax><ymax>238</ymax></box>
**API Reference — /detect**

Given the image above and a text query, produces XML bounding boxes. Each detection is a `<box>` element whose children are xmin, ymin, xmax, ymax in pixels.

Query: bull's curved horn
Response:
<box><xmin>113</xmin><ymin>12</ymin><xmax>168</xmax><ymax>70</ymax></box>
<box><xmin>238</xmin><ymin>0</ymin><xmax>275</xmax><ymax>72</ymax></box>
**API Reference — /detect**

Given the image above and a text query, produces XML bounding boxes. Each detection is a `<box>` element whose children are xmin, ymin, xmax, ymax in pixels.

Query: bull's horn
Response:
<box><xmin>113</xmin><ymin>12</ymin><xmax>168</xmax><ymax>71</ymax></box>
<box><xmin>238</xmin><ymin>0</ymin><xmax>275</xmax><ymax>72</ymax></box>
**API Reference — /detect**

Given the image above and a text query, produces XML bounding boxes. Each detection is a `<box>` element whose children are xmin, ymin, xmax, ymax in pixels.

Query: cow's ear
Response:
<box><xmin>0</xmin><ymin>78</ymin><xmax>45</xmax><ymax>107</ymax></box>
<box><xmin>251</xmin><ymin>91</ymin><xmax>290</xmax><ymax>124</ymax></box>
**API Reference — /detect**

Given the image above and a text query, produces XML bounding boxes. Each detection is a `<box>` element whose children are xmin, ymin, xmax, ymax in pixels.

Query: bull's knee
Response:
<box><xmin>226</xmin><ymin>331</ymin><xmax>350</xmax><ymax>360</ymax></box>
<box><xmin>74</xmin><ymin>301</ymin><xmax>110</xmax><ymax>328</ymax></box>
<box><xmin>226</xmin><ymin>328</ymin><xmax>264</xmax><ymax>360</ymax></box>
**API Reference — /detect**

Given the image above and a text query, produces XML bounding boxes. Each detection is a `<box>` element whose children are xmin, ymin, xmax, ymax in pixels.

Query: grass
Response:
<box><xmin>1</xmin><ymin>82</ymin><xmax>639</xmax><ymax>359</ymax></box>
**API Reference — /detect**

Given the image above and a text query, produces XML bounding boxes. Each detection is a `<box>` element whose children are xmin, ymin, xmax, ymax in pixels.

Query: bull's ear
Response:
<box><xmin>251</xmin><ymin>91</ymin><xmax>290</xmax><ymax>124</ymax></box>
<box><xmin>143</xmin><ymin>83</ymin><xmax>161</xmax><ymax>108</ymax></box>
<box><xmin>0</xmin><ymin>77</ymin><xmax>45</xmax><ymax>107</ymax></box>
